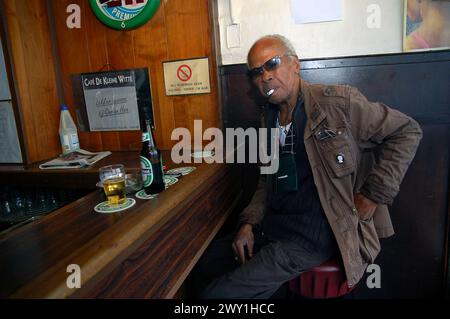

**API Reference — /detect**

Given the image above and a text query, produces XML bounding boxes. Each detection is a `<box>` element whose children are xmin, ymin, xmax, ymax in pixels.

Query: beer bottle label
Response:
<box><xmin>142</xmin><ymin>132</ymin><xmax>150</xmax><ymax>142</ymax></box>
<box><xmin>140</xmin><ymin>156</ymin><xmax>154</xmax><ymax>187</ymax></box>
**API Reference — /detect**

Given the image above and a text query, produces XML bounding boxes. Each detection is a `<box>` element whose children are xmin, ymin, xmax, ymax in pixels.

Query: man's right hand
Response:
<box><xmin>232</xmin><ymin>223</ymin><xmax>254</xmax><ymax>264</ymax></box>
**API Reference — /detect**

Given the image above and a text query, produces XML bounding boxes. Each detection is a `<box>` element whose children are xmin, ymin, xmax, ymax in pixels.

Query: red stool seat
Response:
<box><xmin>288</xmin><ymin>258</ymin><xmax>356</xmax><ymax>298</ymax></box>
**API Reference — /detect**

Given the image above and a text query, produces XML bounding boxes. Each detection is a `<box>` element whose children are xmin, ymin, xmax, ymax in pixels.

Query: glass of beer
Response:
<box><xmin>99</xmin><ymin>164</ymin><xmax>126</xmax><ymax>205</ymax></box>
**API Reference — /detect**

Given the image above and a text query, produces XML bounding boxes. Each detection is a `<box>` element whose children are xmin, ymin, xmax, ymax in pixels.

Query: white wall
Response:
<box><xmin>217</xmin><ymin>0</ymin><xmax>405</xmax><ymax>65</ymax></box>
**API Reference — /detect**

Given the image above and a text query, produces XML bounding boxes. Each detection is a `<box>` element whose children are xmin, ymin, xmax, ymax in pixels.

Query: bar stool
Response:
<box><xmin>288</xmin><ymin>258</ymin><xmax>357</xmax><ymax>298</ymax></box>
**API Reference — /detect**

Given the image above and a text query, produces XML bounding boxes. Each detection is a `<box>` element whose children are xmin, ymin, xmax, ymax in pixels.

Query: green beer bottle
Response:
<box><xmin>140</xmin><ymin>118</ymin><xmax>165</xmax><ymax>195</ymax></box>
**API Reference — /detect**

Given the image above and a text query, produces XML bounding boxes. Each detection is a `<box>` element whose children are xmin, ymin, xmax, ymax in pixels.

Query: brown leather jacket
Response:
<box><xmin>239</xmin><ymin>80</ymin><xmax>423</xmax><ymax>287</ymax></box>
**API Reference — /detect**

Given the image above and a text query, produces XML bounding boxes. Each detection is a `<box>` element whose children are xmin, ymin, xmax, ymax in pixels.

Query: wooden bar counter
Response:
<box><xmin>0</xmin><ymin>152</ymin><xmax>142</xmax><ymax>189</ymax></box>
<box><xmin>0</xmin><ymin>151</ymin><xmax>242</xmax><ymax>298</ymax></box>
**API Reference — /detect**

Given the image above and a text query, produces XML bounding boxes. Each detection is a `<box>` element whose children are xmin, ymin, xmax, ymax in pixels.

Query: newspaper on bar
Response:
<box><xmin>39</xmin><ymin>149</ymin><xmax>111</xmax><ymax>169</ymax></box>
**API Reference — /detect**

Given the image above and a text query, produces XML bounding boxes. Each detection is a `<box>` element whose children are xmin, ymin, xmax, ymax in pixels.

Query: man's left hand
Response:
<box><xmin>354</xmin><ymin>193</ymin><xmax>378</xmax><ymax>221</ymax></box>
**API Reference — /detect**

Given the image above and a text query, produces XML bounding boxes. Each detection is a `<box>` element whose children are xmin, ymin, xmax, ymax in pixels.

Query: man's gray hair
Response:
<box><xmin>247</xmin><ymin>34</ymin><xmax>298</xmax><ymax>66</ymax></box>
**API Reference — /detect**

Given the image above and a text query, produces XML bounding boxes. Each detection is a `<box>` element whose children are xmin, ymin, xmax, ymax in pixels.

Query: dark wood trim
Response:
<box><xmin>219</xmin><ymin>49</ymin><xmax>450</xmax><ymax>75</ymax></box>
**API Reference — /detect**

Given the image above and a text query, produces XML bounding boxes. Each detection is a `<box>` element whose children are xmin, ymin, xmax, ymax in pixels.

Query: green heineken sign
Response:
<box><xmin>89</xmin><ymin>0</ymin><xmax>160</xmax><ymax>30</ymax></box>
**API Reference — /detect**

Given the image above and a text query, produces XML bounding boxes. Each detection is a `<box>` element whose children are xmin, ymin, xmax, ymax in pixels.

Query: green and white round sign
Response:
<box><xmin>89</xmin><ymin>0</ymin><xmax>160</xmax><ymax>30</ymax></box>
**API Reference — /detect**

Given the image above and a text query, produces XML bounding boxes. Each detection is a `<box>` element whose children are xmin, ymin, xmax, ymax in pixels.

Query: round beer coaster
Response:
<box><xmin>94</xmin><ymin>198</ymin><xmax>136</xmax><ymax>214</ymax></box>
<box><xmin>164</xmin><ymin>176</ymin><xmax>179</xmax><ymax>187</ymax></box>
<box><xmin>135</xmin><ymin>189</ymin><xmax>157</xmax><ymax>200</ymax></box>
<box><xmin>166</xmin><ymin>167</ymin><xmax>196</xmax><ymax>176</ymax></box>
<box><xmin>135</xmin><ymin>177</ymin><xmax>178</xmax><ymax>200</ymax></box>
<box><xmin>191</xmin><ymin>151</ymin><xmax>214</xmax><ymax>159</ymax></box>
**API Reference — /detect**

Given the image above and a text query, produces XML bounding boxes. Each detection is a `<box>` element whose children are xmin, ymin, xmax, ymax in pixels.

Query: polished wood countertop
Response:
<box><xmin>0</xmin><ymin>151</ymin><xmax>242</xmax><ymax>298</ymax></box>
<box><xmin>0</xmin><ymin>151</ymin><xmax>142</xmax><ymax>189</ymax></box>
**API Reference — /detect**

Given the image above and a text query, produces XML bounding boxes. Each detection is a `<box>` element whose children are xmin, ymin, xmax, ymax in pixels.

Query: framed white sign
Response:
<box><xmin>81</xmin><ymin>70</ymin><xmax>140</xmax><ymax>131</ymax></box>
<box><xmin>163</xmin><ymin>57</ymin><xmax>211</xmax><ymax>96</ymax></box>
<box><xmin>73</xmin><ymin>68</ymin><xmax>154</xmax><ymax>132</ymax></box>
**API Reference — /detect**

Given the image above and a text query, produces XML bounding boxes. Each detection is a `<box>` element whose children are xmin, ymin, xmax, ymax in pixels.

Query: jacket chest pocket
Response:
<box><xmin>315</xmin><ymin>127</ymin><xmax>356</xmax><ymax>178</ymax></box>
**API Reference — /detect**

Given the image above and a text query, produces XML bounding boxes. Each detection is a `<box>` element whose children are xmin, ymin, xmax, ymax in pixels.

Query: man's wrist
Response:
<box><xmin>237</xmin><ymin>222</ymin><xmax>257</xmax><ymax>233</ymax></box>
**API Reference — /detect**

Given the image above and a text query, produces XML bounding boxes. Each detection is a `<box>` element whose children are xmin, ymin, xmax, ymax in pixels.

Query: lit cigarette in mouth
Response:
<box><xmin>266</xmin><ymin>89</ymin><xmax>275</xmax><ymax>96</ymax></box>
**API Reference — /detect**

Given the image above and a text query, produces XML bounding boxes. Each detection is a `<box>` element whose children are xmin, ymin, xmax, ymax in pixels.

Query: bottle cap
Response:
<box><xmin>60</xmin><ymin>104</ymin><xmax>69</xmax><ymax>111</ymax></box>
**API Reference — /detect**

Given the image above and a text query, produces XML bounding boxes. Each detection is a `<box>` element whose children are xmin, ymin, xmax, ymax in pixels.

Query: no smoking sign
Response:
<box><xmin>177</xmin><ymin>65</ymin><xmax>192</xmax><ymax>82</ymax></box>
<box><xmin>163</xmin><ymin>58</ymin><xmax>211</xmax><ymax>96</ymax></box>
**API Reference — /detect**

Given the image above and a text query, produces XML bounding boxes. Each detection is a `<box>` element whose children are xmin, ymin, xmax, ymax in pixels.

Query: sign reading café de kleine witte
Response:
<box><xmin>89</xmin><ymin>0</ymin><xmax>160</xmax><ymax>30</ymax></box>
<box><xmin>81</xmin><ymin>70</ymin><xmax>141</xmax><ymax>132</ymax></box>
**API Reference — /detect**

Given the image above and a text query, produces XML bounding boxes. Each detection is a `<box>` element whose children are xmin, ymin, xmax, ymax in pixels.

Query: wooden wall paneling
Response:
<box><xmin>2</xmin><ymin>0</ymin><xmax>220</xmax><ymax>158</ymax></box>
<box><xmin>201</xmin><ymin>1</ymin><xmax>222</xmax><ymax>132</ymax></box>
<box><xmin>132</xmin><ymin>5</ymin><xmax>169</xmax><ymax>150</ymax></box>
<box><xmin>2</xmin><ymin>0</ymin><xmax>60</xmax><ymax>163</ymax></box>
<box><xmin>15</xmin><ymin>0</ymin><xmax>60</xmax><ymax>162</ymax></box>
<box><xmin>0</xmin><ymin>5</ymin><xmax>27</xmax><ymax>163</ymax></box>
<box><xmin>207</xmin><ymin>0</ymin><xmax>223</xmax><ymax>130</ymax></box>
<box><xmin>81</xmin><ymin>0</ymin><xmax>108</xmax><ymax>150</ymax></box>
<box><xmin>164</xmin><ymin>0</ymin><xmax>219</xmax><ymax>148</ymax></box>
<box><xmin>164</xmin><ymin>0</ymin><xmax>206</xmax><ymax>60</ymax></box>
<box><xmin>102</xmin><ymin>26</ymin><xmax>137</xmax><ymax>151</ymax></box>
<box><xmin>51</xmin><ymin>0</ymin><xmax>102</xmax><ymax>152</ymax></box>
<box><xmin>52</xmin><ymin>0</ymin><xmax>137</xmax><ymax>152</ymax></box>
<box><xmin>1</xmin><ymin>0</ymin><xmax>36</xmax><ymax>164</ymax></box>
<box><xmin>172</xmin><ymin>96</ymin><xmax>189</xmax><ymax>131</ymax></box>
<box><xmin>149</xmin><ymin>1</ymin><xmax>181</xmax><ymax>150</ymax></box>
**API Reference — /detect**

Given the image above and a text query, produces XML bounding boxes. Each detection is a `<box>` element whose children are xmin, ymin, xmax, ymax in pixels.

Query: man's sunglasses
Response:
<box><xmin>247</xmin><ymin>55</ymin><xmax>294</xmax><ymax>79</ymax></box>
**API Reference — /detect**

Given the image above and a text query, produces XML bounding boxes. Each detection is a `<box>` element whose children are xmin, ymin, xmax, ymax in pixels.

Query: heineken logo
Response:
<box><xmin>89</xmin><ymin>0</ymin><xmax>160</xmax><ymax>30</ymax></box>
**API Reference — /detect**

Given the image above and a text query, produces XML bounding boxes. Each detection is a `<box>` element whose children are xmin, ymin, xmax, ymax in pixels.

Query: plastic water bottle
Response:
<box><xmin>59</xmin><ymin>104</ymin><xmax>80</xmax><ymax>154</ymax></box>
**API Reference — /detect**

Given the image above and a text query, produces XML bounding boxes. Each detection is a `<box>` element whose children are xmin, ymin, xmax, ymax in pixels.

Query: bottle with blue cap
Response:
<box><xmin>59</xmin><ymin>104</ymin><xmax>80</xmax><ymax>154</ymax></box>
